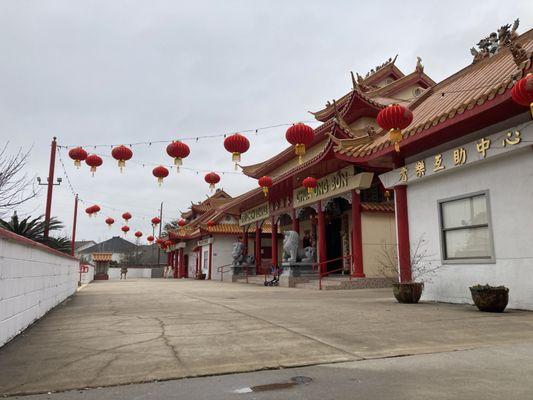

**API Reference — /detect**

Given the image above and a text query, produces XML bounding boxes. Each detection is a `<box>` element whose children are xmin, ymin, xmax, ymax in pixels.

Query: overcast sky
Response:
<box><xmin>1</xmin><ymin>0</ymin><xmax>531</xmax><ymax>243</ymax></box>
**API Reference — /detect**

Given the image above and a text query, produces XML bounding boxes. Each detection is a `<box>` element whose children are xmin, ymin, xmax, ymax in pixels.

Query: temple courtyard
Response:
<box><xmin>3</xmin><ymin>279</ymin><xmax>533</xmax><ymax>399</ymax></box>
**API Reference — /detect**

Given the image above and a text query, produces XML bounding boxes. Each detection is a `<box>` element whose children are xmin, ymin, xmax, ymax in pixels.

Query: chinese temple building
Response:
<box><xmin>167</xmin><ymin>22</ymin><xmax>533</xmax><ymax>306</ymax></box>
<box><xmin>166</xmin><ymin>189</ymin><xmax>273</xmax><ymax>280</ymax></box>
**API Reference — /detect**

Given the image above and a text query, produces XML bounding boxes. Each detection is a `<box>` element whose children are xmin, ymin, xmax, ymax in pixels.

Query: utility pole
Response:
<box><xmin>42</xmin><ymin>137</ymin><xmax>58</xmax><ymax>239</ymax></box>
<box><xmin>71</xmin><ymin>194</ymin><xmax>78</xmax><ymax>256</ymax></box>
<box><xmin>157</xmin><ymin>202</ymin><xmax>163</xmax><ymax>265</ymax></box>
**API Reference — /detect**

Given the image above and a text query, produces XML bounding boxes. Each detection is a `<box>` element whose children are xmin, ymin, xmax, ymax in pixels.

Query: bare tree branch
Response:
<box><xmin>0</xmin><ymin>143</ymin><xmax>40</xmax><ymax>216</ymax></box>
<box><xmin>375</xmin><ymin>234</ymin><xmax>440</xmax><ymax>283</ymax></box>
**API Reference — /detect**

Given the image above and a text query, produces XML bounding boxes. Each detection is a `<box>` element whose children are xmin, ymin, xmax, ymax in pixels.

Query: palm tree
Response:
<box><xmin>0</xmin><ymin>212</ymin><xmax>71</xmax><ymax>254</ymax></box>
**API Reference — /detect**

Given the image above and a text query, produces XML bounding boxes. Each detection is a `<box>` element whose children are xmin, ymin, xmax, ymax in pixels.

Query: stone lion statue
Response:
<box><xmin>231</xmin><ymin>242</ymin><xmax>244</xmax><ymax>266</ymax></box>
<box><xmin>283</xmin><ymin>231</ymin><xmax>300</xmax><ymax>263</ymax></box>
<box><xmin>282</xmin><ymin>230</ymin><xmax>317</xmax><ymax>263</ymax></box>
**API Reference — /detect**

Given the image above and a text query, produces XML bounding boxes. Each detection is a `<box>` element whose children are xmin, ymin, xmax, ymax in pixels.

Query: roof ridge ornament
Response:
<box><xmin>363</xmin><ymin>54</ymin><xmax>398</xmax><ymax>79</ymax></box>
<box><xmin>470</xmin><ymin>18</ymin><xmax>520</xmax><ymax>64</ymax></box>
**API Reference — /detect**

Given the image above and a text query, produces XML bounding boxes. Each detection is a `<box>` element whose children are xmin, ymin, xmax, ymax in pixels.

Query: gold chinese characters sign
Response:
<box><xmin>379</xmin><ymin>124</ymin><xmax>529</xmax><ymax>188</ymax></box>
<box><xmin>239</xmin><ymin>202</ymin><xmax>269</xmax><ymax>226</ymax></box>
<box><xmin>293</xmin><ymin>167</ymin><xmax>374</xmax><ymax>208</ymax></box>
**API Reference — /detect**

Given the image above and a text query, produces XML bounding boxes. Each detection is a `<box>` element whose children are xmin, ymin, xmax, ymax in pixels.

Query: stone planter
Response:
<box><xmin>469</xmin><ymin>285</ymin><xmax>509</xmax><ymax>312</ymax></box>
<box><xmin>393</xmin><ymin>282</ymin><xmax>424</xmax><ymax>304</ymax></box>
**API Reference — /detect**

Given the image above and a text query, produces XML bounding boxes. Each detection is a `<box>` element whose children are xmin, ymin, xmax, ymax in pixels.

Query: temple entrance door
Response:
<box><xmin>325</xmin><ymin>215</ymin><xmax>343</xmax><ymax>272</ymax></box>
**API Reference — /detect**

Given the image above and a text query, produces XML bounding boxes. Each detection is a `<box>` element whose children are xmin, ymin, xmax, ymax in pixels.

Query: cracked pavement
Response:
<box><xmin>2</xmin><ymin>279</ymin><xmax>533</xmax><ymax>396</ymax></box>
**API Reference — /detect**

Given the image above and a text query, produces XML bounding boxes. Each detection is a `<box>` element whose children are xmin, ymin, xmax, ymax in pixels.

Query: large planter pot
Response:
<box><xmin>393</xmin><ymin>282</ymin><xmax>424</xmax><ymax>304</ymax></box>
<box><xmin>469</xmin><ymin>285</ymin><xmax>509</xmax><ymax>312</ymax></box>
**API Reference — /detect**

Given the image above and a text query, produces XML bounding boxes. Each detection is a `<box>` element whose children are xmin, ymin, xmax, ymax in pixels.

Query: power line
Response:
<box><xmin>58</xmin><ymin>120</ymin><xmax>320</xmax><ymax>149</ymax></box>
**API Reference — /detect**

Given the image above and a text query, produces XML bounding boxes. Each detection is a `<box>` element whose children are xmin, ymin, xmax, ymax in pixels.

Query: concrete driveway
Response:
<box><xmin>2</xmin><ymin>279</ymin><xmax>533</xmax><ymax>396</ymax></box>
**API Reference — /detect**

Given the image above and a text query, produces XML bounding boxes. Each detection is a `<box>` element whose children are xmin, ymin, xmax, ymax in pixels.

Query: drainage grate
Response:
<box><xmin>291</xmin><ymin>376</ymin><xmax>313</xmax><ymax>384</ymax></box>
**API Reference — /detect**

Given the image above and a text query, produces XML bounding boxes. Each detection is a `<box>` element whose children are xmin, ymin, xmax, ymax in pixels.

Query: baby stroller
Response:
<box><xmin>264</xmin><ymin>265</ymin><xmax>280</xmax><ymax>286</ymax></box>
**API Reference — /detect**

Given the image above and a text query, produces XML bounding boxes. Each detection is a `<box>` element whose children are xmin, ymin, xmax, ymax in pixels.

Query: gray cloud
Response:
<box><xmin>0</xmin><ymin>0</ymin><xmax>531</xmax><ymax>241</ymax></box>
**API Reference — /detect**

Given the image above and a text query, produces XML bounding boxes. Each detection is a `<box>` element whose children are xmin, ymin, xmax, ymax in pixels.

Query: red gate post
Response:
<box><xmin>291</xmin><ymin>209</ymin><xmax>299</xmax><ymax>235</ymax></box>
<box><xmin>317</xmin><ymin>201</ymin><xmax>327</xmax><ymax>274</ymax></box>
<box><xmin>394</xmin><ymin>185</ymin><xmax>412</xmax><ymax>282</ymax></box>
<box><xmin>271</xmin><ymin>217</ymin><xmax>278</xmax><ymax>273</ymax></box>
<box><xmin>351</xmin><ymin>190</ymin><xmax>365</xmax><ymax>277</ymax></box>
<box><xmin>208</xmin><ymin>241</ymin><xmax>213</xmax><ymax>280</ymax></box>
<box><xmin>255</xmin><ymin>221</ymin><xmax>262</xmax><ymax>274</ymax></box>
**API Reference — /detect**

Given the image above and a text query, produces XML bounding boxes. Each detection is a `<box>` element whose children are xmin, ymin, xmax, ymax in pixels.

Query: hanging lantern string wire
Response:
<box><xmin>57</xmin><ymin>147</ymin><xmax>160</xmax><ymax>221</ymax></box>
<box><xmin>57</xmin><ymin>120</ymin><xmax>319</xmax><ymax>149</ymax></box>
<box><xmin>89</xmin><ymin>151</ymin><xmax>244</xmax><ymax>175</ymax></box>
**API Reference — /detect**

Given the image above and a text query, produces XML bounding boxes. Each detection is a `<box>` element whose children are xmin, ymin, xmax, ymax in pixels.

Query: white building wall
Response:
<box><xmin>408</xmin><ymin>148</ymin><xmax>533</xmax><ymax>309</ymax></box>
<box><xmin>211</xmin><ymin>235</ymin><xmax>238</xmax><ymax>280</ymax></box>
<box><xmin>0</xmin><ymin>234</ymin><xmax>79</xmax><ymax>347</ymax></box>
<box><xmin>80</xmin><ymin>265</ymin><xmax>95</xmax><ymax>284</ymax></box>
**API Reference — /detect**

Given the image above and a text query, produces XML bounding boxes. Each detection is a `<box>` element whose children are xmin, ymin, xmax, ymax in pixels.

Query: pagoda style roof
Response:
<box><xmin>334</xmin><ymin>28</ymin><xmax>533</xmax><ymax>165</ymax></box>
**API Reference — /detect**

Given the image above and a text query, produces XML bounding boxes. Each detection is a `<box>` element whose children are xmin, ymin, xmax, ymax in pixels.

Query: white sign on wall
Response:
<box><xmin>379</xmin><ymin>122</ymin><xmax>533</xmax><ymax>189</ymax></box>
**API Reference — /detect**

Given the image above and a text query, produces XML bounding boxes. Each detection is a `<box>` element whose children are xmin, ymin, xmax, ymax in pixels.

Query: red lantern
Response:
<box><xmin>166</xmin><ymin>141</ymin><xmax>190</xmax><ymax>172</ymax></box>
<box><xmin>376</xmin><ymin>104</ymin><xmax>413</xmax><ymax>152</ymax></box>
<box><xmin>147</xmin><ymin>235</ymin><xmax>155</xmax><ymax>243</ymax></box>
<box><xmin>302</xmin><ymin>176</ymin><xmax>317</xmax><ymax>194</ymax></box>
<box><xmin>105</xmin><ymin>217</ymin><xmax>115</xmax><ymax>228</ymax></box>
<box><xmin>91</xmin><ymin>205</ymin><xmax>100</xmax><ymax>216</ymax></box>
<box><xmin>121</xmin><ymin>225</ymin><xmax>130</xmax><ymax>235</ymax></box>
<box><xmin>68</xmin><ymin>147</ymin><xmax>88</xmax><ymax>168</ymax></box>
<box><xmin>134</xmin><ymin>231</ymin><xmax>143</xmax><ymax>238</ymax></box>
<box><xmin>85</xmin><ymin>154</ymin><xmax>103</xmax><ymax>176</ymax></box>
<box><xmin>207</xmin><ymin>220</ymin><xmax>216</xmax><ymax>227</ymax></box>
<box><xmin>258</xmin><ymin>175</ymin><xmax>273</xmax><ymax>196</ymax></box>
<box><xmin>165</xmin><ymin>240</ymin><xmax>173</xmax><ymax>250</ymax></box>
<box><xmin>111</xmin><ymin>145</ymin><xmax>133</xmax><ymax>172</ymax></box>
<box><xmin>151</xmin><ymin>217</ymin><xmax>161</xmax><ymax>227</ymax></box>
<box><xmin>178</xmin><ymin>219</ymin><xmax>187</xmax><ymax>227</ymax></box>
<box><xmin>204</xmin><ymin>172</ymin><xmax>220</xmax><ymax>191</ymax></box>
<box><xmin>511</xmin><ymin>74</ymin><xmax>533</xmax><ymax>118</ymax></box>
<box><xmin>285</xmin><ymin>123</ymin><xmax>314</xmax><ymax>164</ymax></box>
<box><xmin>122</xmin><ymin>212</ymin><xmax>132</xmax><ymax>223</ymax></box>
<box><xmin>85</xmin><ymin>207</ymin><xmax>94</xmax><ymax>218</ymax></box>
<box><xmin>152</xmin><ymin>165</ymin><xmax>169</xmax><ymax>186</ymax></box>
<box><xmin>224</xmin><ymin>133</ymin><xmax>250</xmax><ymax>169</ymax></box>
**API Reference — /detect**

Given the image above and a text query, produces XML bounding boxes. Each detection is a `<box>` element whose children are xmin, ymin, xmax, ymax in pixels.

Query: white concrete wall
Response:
<box><xmin>107</xmin><ymin>268</ymin><xmax>153</xmax><ymax>279</ymax></box>
<box><xmin>408</xmin><ymin>148</ymin><xmax>533</xmax><ymax>310</ymax></box>
<box><xmin>0</xmin><ymin>234</ymin><xmax>79</xmax><ymax>347</ymax></box>
<box><xmin>80</xmin><ymin>265</ymin><xmax>95</xmax><ymax>284</ymax></box>
<box><xmin>211</xmin><ymin>235</ymin><xmax>238</xmax><ymax>280</ymax></box>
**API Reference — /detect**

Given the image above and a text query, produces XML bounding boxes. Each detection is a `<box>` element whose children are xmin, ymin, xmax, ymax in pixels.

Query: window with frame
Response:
<box><xmin>439</xmin><ymin>192</ymin><xmax>493</xmax><ymax>262</ymax></box>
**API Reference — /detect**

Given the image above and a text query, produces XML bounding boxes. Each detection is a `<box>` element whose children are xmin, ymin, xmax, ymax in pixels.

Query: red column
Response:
<box><xmin>271</xmin><ymin>218</ymin><xmax>278</xmax><ymax>270</ymax></box>
<box><xmin>395</xmin><ymin>185</ymin><xmax>412</xmax><ymax>282</ymax></box>
<box><xmin>255</xmin><ymin>221</ymin><xmax>262</xmax><ymax>273</ymax></box>
<box><xmin>208</xmin><ymin>242</ymin><xmax>213</xmax><ymax>280</ymax></box>
<box><xmin>173</xmin><ymin>251</ymin><xmax>179</xmax><ymax>278</ymax></box>
<box><xmin>351</xmin><ymin>190</ymin><xmax>365</xmax><ymax>277</ymax></box>
<box><xmin>179</xmin><ymin>248</ymin><xmax>185</xmax><ymax>278</ymax></box>
<box><xmin>242</xmin><ymin>227</ymin><xmax>248</xmax><ymax>256</ymax></box>
<box><xmin>317</xmin><ymin>201</ymin><xmax>327</xmax><ymax>274</ymax></box>
<box><xmin>291</xmin><ymin>209</ymin><xmax>299</xmax><ymax>234</ymax></box>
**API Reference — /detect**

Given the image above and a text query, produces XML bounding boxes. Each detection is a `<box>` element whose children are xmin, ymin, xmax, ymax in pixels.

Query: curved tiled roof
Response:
<box><xmin>335</xmin><ymin>30</ymin><xmax>533</xmax><ymax>159</ymax></box>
